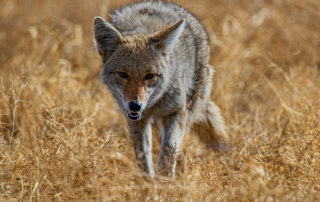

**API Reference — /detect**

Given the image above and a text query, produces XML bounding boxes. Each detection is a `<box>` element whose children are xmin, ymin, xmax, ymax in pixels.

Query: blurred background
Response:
<box><xmin>0</xmin><ymin>0</ymin><xmax>320</xmax><ymax>201</ymax></box>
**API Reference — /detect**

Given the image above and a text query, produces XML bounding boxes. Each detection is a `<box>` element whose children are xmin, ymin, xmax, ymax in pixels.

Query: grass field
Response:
<box><xmin>1</xmin><ymin>0</ymin><xmax>320</xmax><ymax>201</ymax></box>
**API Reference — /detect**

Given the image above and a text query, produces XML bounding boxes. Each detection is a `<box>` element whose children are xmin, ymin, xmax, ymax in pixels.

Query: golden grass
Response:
<box><xmin>1</xmin><ymin>0</ymin><xmax>320</xmax><ymax>201</ymax></box>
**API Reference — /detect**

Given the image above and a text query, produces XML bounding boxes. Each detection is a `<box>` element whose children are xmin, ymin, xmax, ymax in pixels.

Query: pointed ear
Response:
<box><xmin>148</xmin><ymin>19</ymin><xmax>185</xmax><ymax>56</ymax></box>
<box><xmin>93</xmin><ymin>16</ymin><xmax>126</xmax><ymax>61</ymax></box>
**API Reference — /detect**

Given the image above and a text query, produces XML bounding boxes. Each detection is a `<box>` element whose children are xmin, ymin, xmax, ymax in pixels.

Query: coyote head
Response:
<box><xmin>94</xmin><ymin>17</ymin><xmax>185</xmax><ymax>120</ymax></box>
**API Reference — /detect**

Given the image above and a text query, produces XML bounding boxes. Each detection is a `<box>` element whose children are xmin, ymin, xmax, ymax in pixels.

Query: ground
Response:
<box><xmin>0</xmin><ymin>0</ymin><xmax>320</xmax><ymax>201</ymax></box>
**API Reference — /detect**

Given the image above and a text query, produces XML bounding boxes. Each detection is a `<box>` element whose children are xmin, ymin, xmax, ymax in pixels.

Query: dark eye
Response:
<box><xmin>118</xmin><ymin>72</ymin><xmax>128</xmax><ymax>79</ymax></box>
<box><xmin>145</xmin><ymin>73</ymin><xmax>155</xmax><ymax>80</ymax></box>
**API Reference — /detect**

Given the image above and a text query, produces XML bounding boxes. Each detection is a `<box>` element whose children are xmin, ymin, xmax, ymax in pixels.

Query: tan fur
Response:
<box><xmin>94</xmin><ymin>0</ymin><xmax>229</xmax><ymax>178</ymax></box>
<box><xmin>123</xmin><ymin>81</ymin><xmax>148</xmax><ymax>104</ymax></box>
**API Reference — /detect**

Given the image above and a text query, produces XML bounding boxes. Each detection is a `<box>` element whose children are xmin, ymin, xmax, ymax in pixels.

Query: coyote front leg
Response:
<box><xmin>158</xmin><ymin>110</ymin><xmax>189</xmax><ymax>178</ymax></box>
<box><xmin>128</xmin><ymin>118</ymin><xmax>155</xmax><ymax>178</ymax></box>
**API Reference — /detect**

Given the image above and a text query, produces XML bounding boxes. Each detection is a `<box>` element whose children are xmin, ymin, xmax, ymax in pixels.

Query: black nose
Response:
<box><xmin>128</xmin><ymin>101</ymin><xmax>142</xmax><ymax>112</ymax></box>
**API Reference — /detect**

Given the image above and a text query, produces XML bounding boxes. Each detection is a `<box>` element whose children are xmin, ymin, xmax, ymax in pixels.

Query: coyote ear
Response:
<box><xmin>93</xmin><ymin>16</ymin><xmax>126</xmax><ymax>61</ymax></box>
<box><xmin>148</xmin><ymin>19</ymin><xmax>185</xmax><ymax>56</ymax></box>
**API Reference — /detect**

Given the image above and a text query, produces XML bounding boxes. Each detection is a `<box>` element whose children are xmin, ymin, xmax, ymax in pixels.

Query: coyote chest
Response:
<box><xmin>94</xmin><ymin>0</ymin><xmax>229</xmax><ymax>178</ymax></box>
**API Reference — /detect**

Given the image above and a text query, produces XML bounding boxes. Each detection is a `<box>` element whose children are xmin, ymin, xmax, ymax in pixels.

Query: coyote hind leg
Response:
<box><xmin>193</xmin><ymin>101</ymin><xmax>229</xmax><ymax>151</ymax></box>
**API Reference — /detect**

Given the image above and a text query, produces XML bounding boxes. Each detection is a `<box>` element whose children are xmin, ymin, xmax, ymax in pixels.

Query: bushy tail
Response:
<box><xmin>192</xmin><ymin>101</ymin><xmax>229</xmax><ymax>150</ymax></box>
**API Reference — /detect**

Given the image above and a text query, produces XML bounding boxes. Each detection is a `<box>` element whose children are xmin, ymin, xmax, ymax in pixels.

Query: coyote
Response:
<box><xmin>94</xmin><ymin>1</ymin><xmax>229</xmax><ymax>178</ymax></box>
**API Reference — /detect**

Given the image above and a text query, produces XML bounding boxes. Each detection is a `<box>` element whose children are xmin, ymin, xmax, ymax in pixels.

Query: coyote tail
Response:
<box><xmin>193</xmin><ymin>101</ymin><xmax>229</xmax><ymax>150</ymax></box>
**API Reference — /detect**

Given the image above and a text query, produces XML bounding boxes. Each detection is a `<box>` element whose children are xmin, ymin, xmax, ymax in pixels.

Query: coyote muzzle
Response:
<box><xmin>127</xmin><ymin>101</ymin><xmax>142</xmax><ymax>120</ymax></box>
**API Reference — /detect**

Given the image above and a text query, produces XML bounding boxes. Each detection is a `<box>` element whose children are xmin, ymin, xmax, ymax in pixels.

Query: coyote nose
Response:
<box><xmin>129</xmin><ymin>101</ymin><xmax>142</xmax><ymax>112</ymax></box>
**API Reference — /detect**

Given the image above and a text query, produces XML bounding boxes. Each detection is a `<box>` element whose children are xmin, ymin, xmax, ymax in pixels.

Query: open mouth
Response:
<box><xmin>127</xmin><ymin>112</ymin><xmax>141</xmax><ymax>120</ymax></box>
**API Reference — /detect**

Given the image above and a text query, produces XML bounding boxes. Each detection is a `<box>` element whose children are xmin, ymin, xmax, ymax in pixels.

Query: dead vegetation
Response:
<box><xmin>0</xmin><ymin>0</ymin><xmax>320</xmax><ymax>201</ymax></box>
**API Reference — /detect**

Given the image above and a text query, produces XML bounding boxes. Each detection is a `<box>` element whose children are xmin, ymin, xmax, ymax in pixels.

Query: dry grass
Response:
<box><xmin>1</xmin><ymin>0</ymin><xmax>320</xmax><ymax>201</ymax></box>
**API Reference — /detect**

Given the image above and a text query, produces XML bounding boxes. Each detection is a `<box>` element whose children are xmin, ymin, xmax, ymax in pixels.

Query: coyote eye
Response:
<box><xmin>145</xmin><ymin>73</ymin><xmax>155</xmax><ymax>80</ymax></box>
<box><xmin>118</xmin><ymin>72</ymin><xmax>128</xmax><ymax>79</ymax></box>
